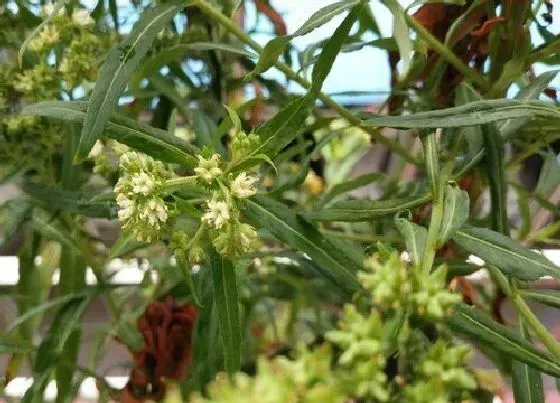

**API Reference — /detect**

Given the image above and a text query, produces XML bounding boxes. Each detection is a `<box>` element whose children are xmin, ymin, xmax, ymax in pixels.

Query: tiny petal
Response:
<box><xmin>230</xmin><ymin>172</ymin><xmax>258</xmax><ymax>198</ymax></box>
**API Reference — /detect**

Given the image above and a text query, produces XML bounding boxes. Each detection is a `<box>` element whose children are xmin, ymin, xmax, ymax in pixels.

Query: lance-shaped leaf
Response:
<box><xmin>76</xmin><ymin>1</ymin><xmax>185</xmax><ymax>161</ymax></box>
<box><xmin>438</xmin><ymin>184</ymin><xmax>470</xmax><ymax>246</ymax></box>
<box><xmin>384</xmin><ymin>0</ymin><xmax>413</xmax><ymax>79</ymax></box>
<box><xmin>308</xmin><ymin>1</ymin><xmax>364</xmax><ymax>98</ymax></box>
<box><xmin>209</xmin><ymin>250</ymin><xmax>241</xmax><ymax>374</ymax></box>
<box><xmin>22</xmin><ymin>295</ymin><xmax>92</xmax><ymax>402</ymax></box>
<box><xmin>395</xmin><ymin>214</ymin><xmax>427</xmax><ymax>266</ymax></box>
<box><xmin>233</xmin><ymin>96</ymin><xmax>312</xmax><ymax>171</ymax></box>
<box><xmin>320</xmin><ymin>172</ymin><xmax>385</xmax><ymax>205</ymax></box>
<box><xmin>23</xmin><ymin>182</ymin><xmax>116</xmax><ymax>218</ymax></box>
<box><xmin>247</xmin><ymin>0</ymin><xmax>360</xmax><ymax>78</ymax></box>
<box><xmin>245</xmin><ymin>195</ymin><xmax>362</xmax><ymax>295</ymax></box>
<box><xmin>304</xmin><ymin>193</ymin><xmax>431</xmax><ymax>222</ymax></box>
<box><xmin>499</xmin><ymin>70</ymin><xmax>559</xmax><ymax>138</ymax></box>
<box><xmin>22</xmin><ymin>101</ymin><xmax>198</xmax><ymax>166</ymax></box>
<box><xmin>512</xmin><ymin>321</ymin><xmax>545</xmax><ymax>403</ymax></box>
<box><xmin>447</xmin><ymin>304</ymin><xmax>560</xmax><ymax>378</ymax></box>
<box><xmin>452</xmin><ymin>226</ymin><xmax>560</xmax><ymax>280</ymax></box>
<box><xmin>364</xmin><ymin>99</ymin><xmax>560</xmax><ymax>129</ymax></box>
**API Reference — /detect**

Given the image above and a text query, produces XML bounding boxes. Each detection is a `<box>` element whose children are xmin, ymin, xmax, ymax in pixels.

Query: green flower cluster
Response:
<box><xmin>114</xmin><ymin>151</ymin><xmax>173</xmax><ymax>243</ymax></box>
<box><xmin>326</xmin><ymin>305</ymin><xmax>389</xmax><ymax>401</ymax></box>
<box><xmin>403</xmin><ymin>341</ymin><xmax>477</xmax><ymax>403</ymax></box>
<box><xmin>0</xmin><ymin>5</ymin><xmax>113</xmax><ymax>171</ymax></box>
<box><xmin>191</xmin><ymin>346</ymin><xmax>344</xmax><ymax>403</ymax></box>
<box><xmin>360</xmin><ymin>252</ymin><xmax>461</xmax><ymax>319</ymax></box>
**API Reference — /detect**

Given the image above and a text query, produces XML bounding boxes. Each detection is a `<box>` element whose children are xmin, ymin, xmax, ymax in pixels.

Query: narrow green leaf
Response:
<box><xmin>395</xmin><ymin>214</ymin><xmax>427</xmax><ymax>266</ymax></box>
<box><xmin>268</xmin><ymin>158</ymin><xmax>310</xmax><ymax>196</ymax></box>
<box><xmin>22</xmin><ymin>295</ymin><xmax>92</xmax><ymax>403</ymax></box>
<box><xmin>18</xmin><ymin>0</ymin><xmax>69</xmax><ymax>66</ymax></box>
<box><xmin>108</xmin><ymin>0</ymin><xmax>119</xmax><ymax>30</ymax></box>
<box><xmin>7</xmin><ymin>291</ymin><xmax>93</xmax><ymax>333</ymax></box>
<box><xmin>236</xmin><ymin>96</ymin><xmax>312</xmax><ymax>168</ymax></box>
<box><xmin>320</xmin><ymin>172</ymin><xmax>385</xmax><ymax>205</ymax></box>
<box><xmin>309</xmin><ymin>1</ymin><xmax>364</xmax><ymax>97</ymax></box>
<box><xmin>512</xmin><ymin>321</ymin><xmax>545</xmax><ymax>403</ymax></box>
<box><xmin>187</xmin><ymin>41</ymin><xmax>255</xmax><ymax>56</ymax></box>
<box><xmin>452</xmin><ymin>226</ymin><xmax>560</xmax><ymax>280</ymax></box>
<box><xmin>132</xmin><ymin>43</ymin><xmax>255</xmax><ymax>87</ymax></box>
<box><xmin>0</xmin><ymin>198</ymin><xmax>32</xmax><ymax>247</ymax></box>
<box><xmin>499</xmin><ymin>70</ymin><xmax>559</xmax><ymax>138</ymax></box>
<box><xmin>224</xmin><ymin>105</ymin><xmax>242</xmax><ymax>134</ymax></box>
<box><xmin>447</xmin><ymin>304</ymin><xmax>560</xmax><ymax>378</ymax></box>
<box><xmin>304</xmin><ymin>193</ymin><xmax>431</xmax><ymax>222</ymax></box>
<box><xmin>23</xmin><ymin>182</ymin><xmax>116</xmax><ymax>218</ymax></box>
<box><xmin>364</xmin><ymin>99</ymin><xmax>560</xmax><ymax>128</ymax></box>
<box><xmin>246</xmin><ymin>36</ymin><xmax>290</xmax><ymax>80</ymax></box>
<box><xmin>454</xmin><ymin>83</ymin><xmax>484</xmax><ymax>158</ymax></box>
<box><xmin>385</xmin><ymin>0</ymin><xmax>414</xmax><ymax>79</ymax></box>
<box><xmin>482</xmin><ymin>119</ymin><xmax>508</xmax><ymax>235</ymax></box>
<box><xmin>175</xmin><ymin>253</ymin><xmax>202</xmax><ymax>307</ymax></box>
<box><xmin>534</xmin><ymin>151</ymin><xmax>560</xmax><ymax>202</ymax></box>
<box><xmin>76</xmin><ymin>1</ymin><xmax>185</xmax><ymax>161</ymax></box>
<box><xmin>192</xmin><ymin>109</ymin><xmax>226</xmax><ymax>156</ymax></box>
<box><xmin>61</xmin><ymin>125</ymin><xmax>80</xmax><ymax>191</ymax></box>
<box><xmin>520</xmin><ymin>290</ymin><xmax>560</xmax><ymax>309</ymax></box>
<box><xmin>116</xmin><ymin>321</ymin><xmax>145</xmax><ymax>352</ymax></box>
<box><xmin>247</xmin><ymin>0</ymin><xmax>360</xmax><ymax>79</ymax></box>
<box><xmin>22</xmin><ymin>101</ymin><xmax>198</xmax><ymax>166</ymax></box>
<box><xmin>293</xmin><ymin>0</ymin><xmax>360</xmax><ymax>36</ymax></box>
<box><xmin>55</xmin><ymin>246</ymin><xmax>87</xmax><ymax>402</ymax></box>
<box><xmin>245</xmin><ymin>195</ymin><xmax>362</xmax><ymax>295</ymax></box>
<box><xmin>0</xmin><ymin>335</ymin><xmax>33</xmax><ymax>355</ymax></box>
<box><xmin>209</xmin><ymin>250</ymin><xmax>241</xmax><ymax>374</ymax></box>
<box><xmin>29</xmin><ymin>215</ymin><xmax>80</xmax><ymax>253</ymax></box>
<box><xmin>438</xmin><ymin>184</ymin><xmax>470</xmax><ymax>246</ymax></box>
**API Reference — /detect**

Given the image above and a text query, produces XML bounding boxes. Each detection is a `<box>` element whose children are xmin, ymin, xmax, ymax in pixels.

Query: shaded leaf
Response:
<box><xmin>395</xmin><ymin>214</ymin><xmax>427</xmax><ymax>266</ymax></box>
<box><xmin>304</xmin><ymin>193</ymin><xmax>431</xmax><ymax>222</ymax></box>
<box><xmin>23</xmin><ymin>182</ymin><xmax>115</xmax><ymax>218</ymax></box>
<box><xmin>320</xmin><ymin>172</ymin><xmax>385</xmax><ymax>205</ymax></box>
<box><xmin>438</xmin><ymin>184</ymin><xmax>470</xmax><ymax>246</ymax></box>
<box><xmin>245</xmin><ymin>195</ymin><xmax>362</xmax><ymax>295</ymax></box>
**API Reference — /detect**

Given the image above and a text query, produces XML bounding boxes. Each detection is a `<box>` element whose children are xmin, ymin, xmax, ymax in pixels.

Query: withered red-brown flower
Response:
<box><xmin>115</xmin><ymin>298</ymin><xmax>198</xmax><ymax>402</ymax></box>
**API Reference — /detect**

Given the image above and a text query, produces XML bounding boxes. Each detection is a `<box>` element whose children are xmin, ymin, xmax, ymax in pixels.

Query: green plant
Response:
<box><xmin>1</xmin><ymin>0</ymin><xmax>560</xmax><ymax>402</ymax></box>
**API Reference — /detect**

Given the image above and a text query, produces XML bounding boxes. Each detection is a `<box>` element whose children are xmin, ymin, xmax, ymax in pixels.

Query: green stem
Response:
<box><xmin>421</xmin><ymin>133</ymin><xmax>443</xmax><ymax>274</ymax></box>
<box><xmin>512</xmin><ymin>293</ymin><xmax>560</xmax><ymax>360</ymax></box>
<box><xmin>192</xmin><ymin>0</ymin><xmax>419</xmax><ymax>165</ymax></box>
<box><xmin>405</xmin><ymin>14</ymin><xmax>490</xmax><ymax>91</ymax></box>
